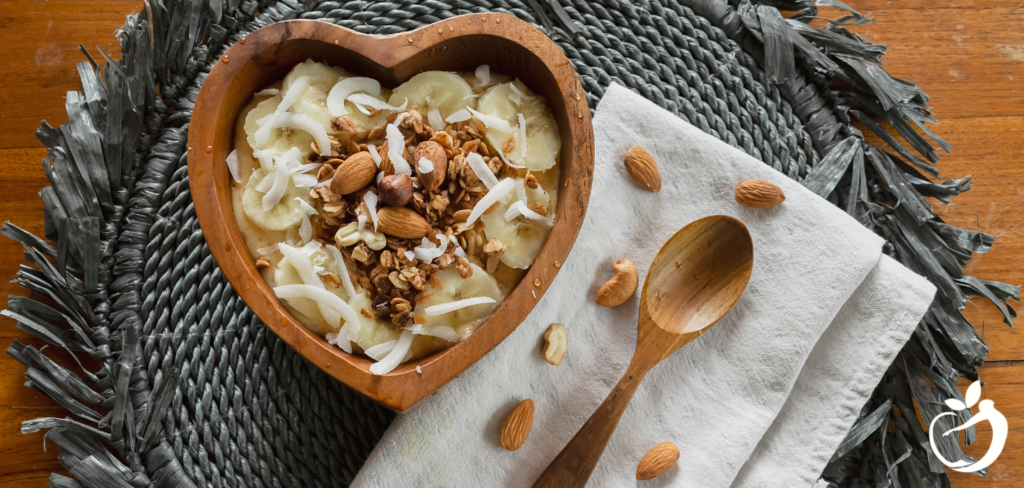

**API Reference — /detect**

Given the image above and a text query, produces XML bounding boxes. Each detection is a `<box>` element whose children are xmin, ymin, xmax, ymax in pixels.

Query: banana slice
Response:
<box><xmin>241</xmin><ymin>168</ymin><xmax>311</xmax><ymax>231</ymax></box>
<box><xmin>476</xmin><ymin>80</ymin><xmax>560</xmax><ymax>171</ymax></box>
<box><xmin>281</xmin><ymin>59</ymin><xmax>351</xmax><ymax>133</ymax></box>
<box><xmin>389</xmin><ymin>71</ymin><xmax>477</xmax><ymax>120</ymax></box>
<box><xmin>244</xmin><ymin>95</ymin><xmax>316</xmax><ymax>159</ymax></box>
<box><xmin>481</xmin><ymin>179</ymin><xmax>552</xmax><ymax>269</ymax></box>
<box><xmin>413</xmin><ymin>264</ymin><xmax>504</xmax><ymax>339</ymax></box>
<box><xmin>273</xmin><ymin>248</ymin><xmax>348</xmax><ymax>335</ymax></box>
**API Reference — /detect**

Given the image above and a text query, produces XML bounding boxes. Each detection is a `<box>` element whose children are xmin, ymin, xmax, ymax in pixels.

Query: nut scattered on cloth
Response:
<box><xmin>636</xmin><ymin>441</ymin><xmax>679</xmax><ymax>480</ymax></box>
<box><xmin>350</xmin><ymin>83</ymin><xmax>935</xmax><ymax>488</ymax></box>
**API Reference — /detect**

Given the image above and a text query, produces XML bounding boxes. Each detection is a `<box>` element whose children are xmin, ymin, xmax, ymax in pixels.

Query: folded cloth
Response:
<box><xmin>732</xmin><ymin>255</ymin><xmax>935</xmax><ymax>487</ymax></box>
<box><xmin>351</xmin><ymin>83</ymin><xmax>934</xmax><ymax>487</ymax></box>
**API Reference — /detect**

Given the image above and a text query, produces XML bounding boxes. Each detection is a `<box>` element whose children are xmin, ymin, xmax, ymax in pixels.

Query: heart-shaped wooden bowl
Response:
<box><xmin>188</xmin><ymin>15</ymin><xmax>593</xmax><ymax>410</ymax></box>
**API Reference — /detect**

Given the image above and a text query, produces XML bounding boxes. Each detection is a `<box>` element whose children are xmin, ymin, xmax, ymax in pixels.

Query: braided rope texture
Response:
<box><xmin>115</xmin><ymin>1</ymin><xmax>822</xmax><ymax>486</ymax></box>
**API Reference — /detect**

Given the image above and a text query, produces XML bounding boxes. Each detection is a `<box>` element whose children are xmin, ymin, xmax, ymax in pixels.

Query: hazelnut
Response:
<box><xmin>413</xmin><ymin>141</ymin><xmax>448</xmax><ymax>191</ymax></box>
<box><xmin>378</xmin><ymin>174</ymin><xmax>414</xmax><ymax>206</ymax></box>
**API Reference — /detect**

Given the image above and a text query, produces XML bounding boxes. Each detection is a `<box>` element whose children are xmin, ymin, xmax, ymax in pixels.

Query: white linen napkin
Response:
<box><xmin>351</xmin><ymin>83</ymin><xmax>935</xmax><ymax>487</ymax></box>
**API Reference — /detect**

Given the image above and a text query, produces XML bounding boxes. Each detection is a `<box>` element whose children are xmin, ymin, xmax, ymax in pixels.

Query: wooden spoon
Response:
<box><xmin>532</xmin><ymin>215</ymin><xmax>754</xmax><ymax>487</ymax></box>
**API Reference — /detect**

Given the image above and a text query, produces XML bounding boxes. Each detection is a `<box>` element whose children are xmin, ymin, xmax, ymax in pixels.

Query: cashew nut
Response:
<box><xmin>335</xmin><ymin>222</ymin><xmax>387</xmax><ymax>251</ymax></box>
<box><xmin>595</xmin><ymin>259</ymin><xmax>638</xmax><ymax>307</ymax></box>
<box><xmin>542</xmin><ymin>323</ymin><xmax>567</xmax><ymax>365</ymax></box>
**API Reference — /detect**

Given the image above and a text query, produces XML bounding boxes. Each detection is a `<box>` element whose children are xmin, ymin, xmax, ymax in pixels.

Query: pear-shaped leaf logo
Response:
<box><xmin>964</xmin><ymin>380</ymin><xmax>982</xmax><ymax>408</ymax></box>
<box><xmin>944</xmin><ymin>398</ymin><xmax>967</xmax><ymax>411</ymax></box>
<box><xmin>929</xmin><ymin>380</ymin><xmax>1008</xmax><ymax>474</ymax></box>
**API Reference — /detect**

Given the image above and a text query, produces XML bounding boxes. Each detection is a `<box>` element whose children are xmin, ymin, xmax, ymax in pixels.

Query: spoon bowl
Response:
<box><xmin>645</xmin><ymin>215</ymin><xmax>754</xmax><ymax>335</ymax></box>
<box><xmin>533</xmin><ymin>215</ymin><xmax>753</xmax><ymax>487</ymax></box>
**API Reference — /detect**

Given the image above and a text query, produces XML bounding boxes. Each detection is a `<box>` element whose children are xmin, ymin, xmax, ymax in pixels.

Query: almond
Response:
<box><xmin>636</xmin><ymin>441</ymin><xmax>679</xmax><ymax>480</ymax></box>
<box><xmin>376</xmin><ymin>207</ymin><xmax>432</xmax><ymax>239</ymax></box>
<box><xmin>624</xmin><ymin>146</ymin><xmax>661</xmax><ymax>192</ymax></box>
<box><xmin>500</xmin><ymin>399</ymin><xmax>535</xmax><ymax>451</ymax></box>
<box><xmin>734</xmin><ymin>178</ymin><xmax>785</xmax><ymax>208</ymax></box>
<box><xmin>330</xmin><ymin>152</ymin><xmax>377</xmax><ymax>195</ymax></box>
<box><xmin>413</xmin><ymin>141</ymin><xmax>447</xmax><ymax>191</ymax></box>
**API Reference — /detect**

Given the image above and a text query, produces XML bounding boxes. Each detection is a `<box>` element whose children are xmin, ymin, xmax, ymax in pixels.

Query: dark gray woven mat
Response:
<box><xmin>5</xmin><ymin>1</ymin><xmax>1017</xmax><ymax>487</ymax></box>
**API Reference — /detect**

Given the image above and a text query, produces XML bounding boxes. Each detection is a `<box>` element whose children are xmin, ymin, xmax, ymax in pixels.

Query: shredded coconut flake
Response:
<box><xmin>295</xmin><ymin>198</ymin><xmax>318</xmax><ymax>216</ymax></box>
<box><xmin>413</xmin><ymin>234</ymin><xmax>448</xmax><ymax>263</ymax></box>
<box><xmin>301</xmin><ymin>240</ymin><xmax>323</xmax><ymax>255</ymax></box>
<box><xmin>453</xmin><ymin>241</ymin><xmax>467</xmax><ymax>258</ymax></box>
<box><xmin>325</xmin><ymin>245</ymin><xmax>357</xmax><ymax>300</ymax></box>
<box><xmin>267</xmin><ymin>112</ymin><xmax>332</xmax><ymax>156</ymax></box>
<box><xmin>495</xmin><ymin>146</ymin><xmax>526</xmax><ymax>169</ymax></box>
<box><xmin>277</xmin><ymin>246</ymin><xmax>345</xmax><ymax>329</ymax></box>
<box><xmin>252</xmin><ymin>149</ymin><xmax>275</xmax><ymax>173</ymax></box>
<box><xmin>515</xmin><ymin>178</ymin><xmax>528</xmax><ymax>204</ymax></box>
<box><xmin>427</xmin><ymin>109</ymin><xmax>444</xmax><ymax>130</ymax></box>
<box><xmin>386</xmin><ymin>123</ymin><xmax>412</xmax><ymax>175</ymax></box>
<box><xmin>445</xmin><ymin>109</ymin><xmax>471</xmax><ymax>124</ymax></box>
<box><xmin>466</xmin><ymin>178</ymin><xmax>514</xmax><ymax>225</ymax></box>
<box><xmin>509</xmin><ymin>83</ymin><xmax>526</xmax><ymax>105</ymax></box>
<box><xmin>504</xmin><ymin>200</ymin><xmax>553</xmax><ymax>225</ymax></box>
<box><xmin>357</xmin><ymin>214</ymin><xmax>367</xmax><ymax>231</ymax></box>
<box><xmin>226</xmin><ymin>149</ymin><xmax>241</xmax><ymax>183</ymax></box>
<box><xmin>406</xmin><ymin>323</ymin><xmax>459</xmax><ymax>343</ymax></box>
<box><xmin>367</xmin><ymin>144</ymin><xmax>381</xmax><ymax>166</ymax></box>
<box><xmin>518</xmin><ymin>113</ymin><xmax>528</xmax><ymax>160</ymax></box>
<box><xmin>327</xmin><ymin>77</ymin><xmax>381</xmax><ymax>117</ymax></box>
<box><xmin>364</xmin><ymin>340</ymin><xmax>397</xmax><ymax>361</ymax></box>
<box><xmin>255</xmin><ymin>76</ymin><xmax>310</xmax><ymax>146</ymax></box>
<box><xmin>369</xmin><ymin>329</ymin><xmax>413</xmax><ymax>375</ymax></box>
<box><xmin>404</xmin><ymin>250</ymin><xmax>416</xmax><ymax>262</ymax></box>
<box><xmin>262</xmin><ymin>158</ymin><xmax>291</xmax><ymax>211</ymax></box>
<box><xmin>417</xmin><ymin>157</ymin><xmax>434</xmax><ymax>174</ymax></box>
<box><xmin>474</xmin><ymin>64</ymin><xmax>490</xmax><ymax>86</ymax></box>
<box><xmin>424</xmin><ymin>297</ymin><xmax>496</xmax><ymax>317</ymax></box>
<box><xmin>275</xmin><ymin>283</ymin><xmax>361</xmax><ymax>353</ymax></box>
<box><xmin>291</xmin><ymin>162</ymin><xmax>322</xmax><ymax>174</ymax></box>
<box><xmin>313</xmin><ymin>179</ymin><xmax>331</xmax><ymax>189</ymax></box>
<box><xmin>292</xmin><ymin>174</ymin><xmax>317</xmax><ymax>188</ymax></box>
<box><xmin>363</xmin><ymin>191</ymin><xmax>379</xmax><ymax>230</ymax></box>
<box><xmin>347</xmin><ymin>93</ymin><xmax>408</xmax><ymax>114</ymax></box>
<box><xmin>255</xmin><ymin>88</ymin><xmax>280</xmax><ymax>97</ymax></box>
<box><xmin>466</xmin><ymin>153</ymin><xmax>499</xmax><ymax>189</ymax></box>
<box><xmin>416</xmin><ymin>365</ymin><xmax>422</xmax><ymax>374</ymax></box>
<box><xmin>467</xmin><ymin>107</ymin><xmax>514</xmax><ymax>133</ymax></box>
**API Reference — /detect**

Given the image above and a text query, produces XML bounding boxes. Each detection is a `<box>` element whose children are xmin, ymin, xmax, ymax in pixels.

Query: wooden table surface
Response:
<box><xmin>0</xmin><ymin>0</ymin><xmax>1021</xmax><ymax>486</ymax></box>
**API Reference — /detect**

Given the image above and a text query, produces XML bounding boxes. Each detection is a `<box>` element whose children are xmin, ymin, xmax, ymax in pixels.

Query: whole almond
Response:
<box><xmin>331</xmin><ymin>152</ymin><xmax>377</xmax><ymax>195</ymax></box>
<box><xmin>376</xmin><ymin>207</ymin><xmax>432</xmax><ymax>239</ymax></box>
<box><xmin>624</xmin><ymin>146</ymin><xmax>661</xmax><ymax>192</ymax></box>
<box><xmin>500</xmin><ymin>399</ymin><xmax>535</xmax><ymax>451</ymax></box>
<box><xmin>413</xmin><ymin>141</ymin><xmax>448</xmax><ymax>191</ymax></box>
<box><xmin>636</xmin><ymin>441</ymin><xmax>679</xmax><ymax>480</ymax></box>
<box><xmin>734</xmin><ymin>178</ymin><xmax>785</xmax><ymax>208</ymax></box>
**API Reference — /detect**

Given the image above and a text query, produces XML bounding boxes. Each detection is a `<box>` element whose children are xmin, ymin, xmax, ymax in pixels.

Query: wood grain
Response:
<box><xmin>0</xmin><ymin>0</ymin><xmax>1020</xmax><ymax>486</ymax></box>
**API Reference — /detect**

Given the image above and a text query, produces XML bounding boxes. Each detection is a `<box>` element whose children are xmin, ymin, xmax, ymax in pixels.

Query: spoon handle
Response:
<box><xmin>532</xmin><ymin>360</ymin><xmax>649</xmax><ymax>488</ymax></box>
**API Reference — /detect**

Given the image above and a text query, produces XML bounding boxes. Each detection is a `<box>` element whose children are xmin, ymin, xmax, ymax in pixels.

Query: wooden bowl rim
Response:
<box><xmin>187</xmin><ymin>15</ymin><xmax>594</xmax><ymax>411</ymax></box>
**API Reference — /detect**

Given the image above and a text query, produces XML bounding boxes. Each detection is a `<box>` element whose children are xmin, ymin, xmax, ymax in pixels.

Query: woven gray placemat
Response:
<box><xmin>4</xmin><ymin>1</ymin><xmax>1016</xmax><ymax>487</ymax></box>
